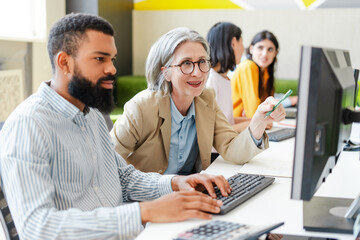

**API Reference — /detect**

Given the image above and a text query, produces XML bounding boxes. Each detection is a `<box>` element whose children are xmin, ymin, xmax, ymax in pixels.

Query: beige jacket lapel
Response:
<box><xmin>194</xmin><ymin>95</ymin><xmax>215</xmax><ymax>169</ymax></box>
<box><xmin>159</xmin><ymin>95</ymin><xmax>171</xmax><ymax>161</ymax></box>
<box><xmin>158</xmin><ymin>93</ymin><xmax>215</xmax><ymax>170</ymax></box>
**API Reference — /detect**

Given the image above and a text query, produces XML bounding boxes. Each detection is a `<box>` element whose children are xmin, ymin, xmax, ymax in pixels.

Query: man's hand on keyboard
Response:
<box><xmin>139</xmin><ymin>191</ymin><xmax>223</xmax><ymax>223</ymax></box>
<box><xmin>171</xmin><ymin>173</ymin><xmax>231</xmax><ymax>199</ymax></box>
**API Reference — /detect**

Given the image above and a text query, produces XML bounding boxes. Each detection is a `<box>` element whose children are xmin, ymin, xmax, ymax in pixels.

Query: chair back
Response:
<box><xmin>0</xmin><ymin>187</ymin><xmax>19</xmax><ymax>240</ymax></box>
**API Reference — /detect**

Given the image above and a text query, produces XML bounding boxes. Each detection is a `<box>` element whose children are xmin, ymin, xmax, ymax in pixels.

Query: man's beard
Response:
<box><xmin>68</xmin><ymin>71</ymin><xmax>116</xmax><ymax>114</ymax></box>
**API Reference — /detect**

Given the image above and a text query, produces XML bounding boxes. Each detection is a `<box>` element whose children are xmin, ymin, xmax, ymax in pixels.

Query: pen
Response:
<box><xmin>265</xmin><ymin>89</ymin><xmax>293</xmax><ymax>118</ymax></box>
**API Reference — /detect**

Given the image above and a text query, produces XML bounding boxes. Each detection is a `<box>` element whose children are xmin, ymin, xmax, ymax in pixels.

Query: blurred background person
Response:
<box><xmin>206</xmin><ymin>22</ymin><xmax>251</xmax><ymax>134</ymax></box>
<box><xmin>231</xmin><ymin>30</ymin><xmax>297</xmax><ymax>128</ymax></box>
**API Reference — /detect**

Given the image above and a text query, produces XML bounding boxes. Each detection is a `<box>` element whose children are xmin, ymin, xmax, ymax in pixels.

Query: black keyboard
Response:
<box><xmin>210</xmin><ymin>173</ymin><xmax>275</xmax><ymax>215</ymax></box>
<box><xmin>174</xmin><ymin>220</ymin><xmax>284</xmax><ymax>240</ymax></box>
<box><xmin>285</xmin><ymin>107</ymin><xmax>297</xmax><ymax>119</ymax></box>
<box><xmin>268</xmin><ymin>128</ymin><xmax>296</xmax><ymax>142</ymax></box>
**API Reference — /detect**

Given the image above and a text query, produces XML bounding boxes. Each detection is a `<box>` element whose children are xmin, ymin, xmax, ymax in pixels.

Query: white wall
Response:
<box><xmin>32</xmin><ymin>0</ymin><xmax>66</xmax><ymax>92</ymax></box>
<box><xmin>132</xmin><ymin>8</ymin><xmax>360</xmax><ymax>80</ymax></box>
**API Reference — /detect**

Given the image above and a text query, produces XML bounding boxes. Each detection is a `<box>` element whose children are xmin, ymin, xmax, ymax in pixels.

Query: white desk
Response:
<box><xmin>136</xmin><ymin>135</ymin><xmax>360</xmax><ymax>240</ymax></box>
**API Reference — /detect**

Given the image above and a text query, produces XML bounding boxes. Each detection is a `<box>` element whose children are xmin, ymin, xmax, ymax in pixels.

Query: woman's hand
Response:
<box><xmin>249</xmin><ymin>97</ymin><xmax>286</xmax><ymax>139</ymax></box>
<box><xmin>171</xmin><ymin>173</ymin><xmax>231</xmax><ymax>198</ymax></box>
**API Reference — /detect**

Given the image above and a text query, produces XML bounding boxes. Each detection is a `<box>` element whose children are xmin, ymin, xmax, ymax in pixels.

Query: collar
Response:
<box><xmin>170</xmin><ymin>96</ymin><xmax>195</xmax><ymax>124</ymax></box>
<box><xmin>210</xmin><ymin>68</ymin><xmax>229</xmax><ymax>80</ymax></box>
<box><xmin>39</xmin><ymin>81</ymin><xmax>86</xmax><ymax>120</ymax></box>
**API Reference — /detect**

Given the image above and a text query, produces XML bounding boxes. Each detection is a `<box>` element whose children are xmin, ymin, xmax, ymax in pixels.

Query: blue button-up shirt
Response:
<box><xmin>0</xmin><ymin>82</ymin><xmax>173</xmax><ymax>240</ymax></box>
<box><xmin>164</xmin><ymin>97</ymin><xmax>199</xmax><ymax>175</ymax></box>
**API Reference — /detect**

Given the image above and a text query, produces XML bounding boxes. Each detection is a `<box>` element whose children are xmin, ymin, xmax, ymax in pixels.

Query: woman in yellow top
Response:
<box><xmin>231</xmin><ymin>30</ymin><xmax>279</xmax><ymax>118</ymax></box>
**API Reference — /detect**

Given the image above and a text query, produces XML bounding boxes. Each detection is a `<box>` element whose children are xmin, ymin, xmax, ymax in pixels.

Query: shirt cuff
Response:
<box><xmin>116</xmin><ymin>202</ymin><xmax>144</xmax><ymax>239</ymax></box>
<box><xmin>158</xmin><ymin>174</ymin><xmax>175</xmax><ymax>196</ymax></box>
<box><xmin>248</xmin><ymin>128</ymin><xmax>264</xmax><ymax>149</ymax></box>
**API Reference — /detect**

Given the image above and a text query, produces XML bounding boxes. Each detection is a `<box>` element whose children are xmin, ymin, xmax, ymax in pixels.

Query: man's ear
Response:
<box><xmin>56</xmin><ymin>51</ymin><xmax>72</xmax><ymax>75</ymax></box>
<box><xmin>161</xmin><ymin>66</ymin><xmax>171</xmax><ymax>82</ymax></box>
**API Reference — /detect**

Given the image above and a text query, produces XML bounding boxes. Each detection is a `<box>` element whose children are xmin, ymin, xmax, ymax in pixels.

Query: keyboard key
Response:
<box><xmin>209</xmin><ymin>173</ymin><xmax>275</xmax><ymax>215</ymax></box>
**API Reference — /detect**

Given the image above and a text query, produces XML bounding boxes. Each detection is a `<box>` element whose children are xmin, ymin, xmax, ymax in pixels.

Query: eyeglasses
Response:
<box><xmin>168</xmin><ymin>59</ymin><xmax>211</xmax><ymax>75</ymax></box>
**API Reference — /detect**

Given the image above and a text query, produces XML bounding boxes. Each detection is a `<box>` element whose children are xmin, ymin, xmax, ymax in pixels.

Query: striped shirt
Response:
<box><xmin>0</xmin><ymin>81</ymin><xmax>173</xmax><ymax>240</ymax></box>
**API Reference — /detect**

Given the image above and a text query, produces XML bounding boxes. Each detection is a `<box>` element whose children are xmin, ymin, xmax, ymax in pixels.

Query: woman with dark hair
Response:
<box><xmin>231</xmin><ymin>30</ymin><xmax>280</xmax><ymax>120</ymax></box>
<box><xmin>206</xmin><ymin>22</ymin><xmax>251</xmax><ymax>133</ymax></box>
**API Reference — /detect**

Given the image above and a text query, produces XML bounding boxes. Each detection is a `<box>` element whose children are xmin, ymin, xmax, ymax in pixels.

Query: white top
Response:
<box><xmin>206</xmin><ymin>68</ymin><xmax>234</xmax><ymax>125</ymax></box>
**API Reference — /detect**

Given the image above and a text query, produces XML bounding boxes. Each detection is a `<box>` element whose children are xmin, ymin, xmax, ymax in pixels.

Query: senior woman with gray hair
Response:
<box><xmin>110</xmin><ymin>27</ymin><xmax>285</xmax><ymax>175</ymax></box>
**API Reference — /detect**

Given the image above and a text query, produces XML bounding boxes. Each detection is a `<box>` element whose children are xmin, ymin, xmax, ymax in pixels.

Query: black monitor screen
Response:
<box><xmin>354</xmin><ymin>69</ymin><xmax>359</xmax><ymax>108</ymax></box>
<box><xmin>291</xmin><ymin>46</ymin><xmax>355</xmax><ymax>201</ymax></box>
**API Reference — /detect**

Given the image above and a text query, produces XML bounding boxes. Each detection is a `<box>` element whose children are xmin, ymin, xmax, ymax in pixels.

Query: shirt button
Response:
<box><xmin>92</xmin><ymin>154</ymin><xmax>96</xmax><ymax>160</ymax></box>
<box><xmin>81</xmin><ymin>127</ymin><xmax>86</xmax><ymax>132</ymax></box>
<box><xmin>179</xmin><ymin>155</ymin><xmax>182</xmax><ymax>159</ymax></box>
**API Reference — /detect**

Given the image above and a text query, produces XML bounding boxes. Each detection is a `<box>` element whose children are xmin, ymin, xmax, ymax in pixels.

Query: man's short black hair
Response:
<box><xmin>47</xmin><ymin>13</ymin><xmax>114</xmax><ymax>72</ymax></box>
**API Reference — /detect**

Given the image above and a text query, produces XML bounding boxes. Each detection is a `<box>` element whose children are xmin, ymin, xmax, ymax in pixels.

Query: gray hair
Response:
<box><xmin>146</xmin><ymin>27</ymin><xmax>210</xmax><ymax>95</ymax></box>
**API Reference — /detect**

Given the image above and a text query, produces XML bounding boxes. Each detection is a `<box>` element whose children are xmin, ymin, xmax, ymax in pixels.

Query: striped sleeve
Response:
<box><xmin>115</xmin><ymin>153</ymin><xmax>174</xmax><ymax>202</ymax></box>
<box><xmin>0</xmin><ymin>116</ymin><xmax>143</xmax><ymax>240</ymax></box>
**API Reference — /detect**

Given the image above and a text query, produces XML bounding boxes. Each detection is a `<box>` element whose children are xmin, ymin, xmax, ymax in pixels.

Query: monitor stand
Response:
<box><xmin>303</xmin><ymin>196</ymin><xmax>355</xmax><ymax>234</ymax></box>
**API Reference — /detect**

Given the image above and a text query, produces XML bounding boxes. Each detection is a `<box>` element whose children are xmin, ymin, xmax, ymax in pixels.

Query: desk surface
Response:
<box><xmin>136</xmin><ymin>132</ymin><xmax>360</xmax><ymax>240</ymax></box>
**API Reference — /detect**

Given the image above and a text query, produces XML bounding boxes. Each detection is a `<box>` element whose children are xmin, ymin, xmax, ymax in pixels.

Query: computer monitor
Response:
<box><xmin>291</xmin><ymin>46</ymin><xmax>360</xmax><ymax>234</ymax></box>
<box><xmin>354</xmin><ymin>69</ymin><xmax>359</xmax><ymax>108</ymax></box>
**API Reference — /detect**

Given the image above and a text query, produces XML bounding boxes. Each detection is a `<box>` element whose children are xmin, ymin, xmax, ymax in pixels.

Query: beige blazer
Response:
<box><xmin>110</xmin><ymin>88</ymin><xmax>269</xmax><ymax>174</ymax></box>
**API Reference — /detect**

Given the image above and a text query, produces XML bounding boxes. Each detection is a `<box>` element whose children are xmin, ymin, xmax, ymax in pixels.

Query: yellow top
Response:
<box><xmin>231</xmin><ymin>59</ymin><xmax>272</xmax><ymax>118</ymax></box>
